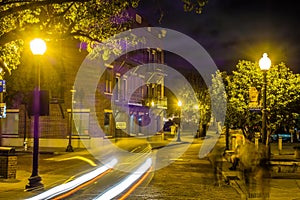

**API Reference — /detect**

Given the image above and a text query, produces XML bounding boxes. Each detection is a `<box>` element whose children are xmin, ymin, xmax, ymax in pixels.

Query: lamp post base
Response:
<box><xmin>25</xmin><ymin>175</ymin><xmax>44</xmax><ymax>191</ymax></box>
<box><xmin>176</xmin><ymin>132</ymin><xmax>181</xmax><ymax>142</ymax></box>
<box><xmin>66</xmin><ymin>144</ymin><xmax>74</xmax><ymax>152</ymax></box>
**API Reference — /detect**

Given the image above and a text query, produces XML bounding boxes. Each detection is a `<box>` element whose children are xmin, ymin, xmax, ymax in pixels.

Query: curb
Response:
<box><xmin>219</xmin><ymin>158</ymin><xmax>248</xmax><ymax>199</ymax></box>
<box><xmin>229</xmin><ymin>179</ymin><xmax>247</xmax><ymax>200</ymax></box>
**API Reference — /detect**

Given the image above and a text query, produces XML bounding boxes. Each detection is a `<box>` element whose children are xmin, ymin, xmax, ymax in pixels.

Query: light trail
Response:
<box><xmin>118</xmin><ymin>166</ymin><xmax>152</xmax><ymax>200</ymax></box>
<box><xmin>25</xmin><ymin>158</ymin><xmax>117</xmax><ymax>200</ymax></box>
<box><xmin>93</xmin><ymin>158</ymin><xmax>152</xmax><ymax>200</ymax></box>
<box><xmin>53</xmin><ymin>169</ymin><xmax>112</xmax><ymax>200</ymax></box>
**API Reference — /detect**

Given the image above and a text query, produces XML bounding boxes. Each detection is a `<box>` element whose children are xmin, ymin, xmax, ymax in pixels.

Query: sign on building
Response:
<box><xmin>116</xmin><ymin>122</ymin><xmax>126</xmax><ymax>130</ymax></box>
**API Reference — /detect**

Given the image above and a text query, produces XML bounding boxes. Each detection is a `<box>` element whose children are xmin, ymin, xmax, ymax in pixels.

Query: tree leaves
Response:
<box><xmin>226</xmin><ymin>60</ymin><xmax>300</xmax><ymax>134</ymax></box>
<box><xmin>0</xmin><ymin>0</ymin><xmax>139</xmax><ymax>72</ymax></box>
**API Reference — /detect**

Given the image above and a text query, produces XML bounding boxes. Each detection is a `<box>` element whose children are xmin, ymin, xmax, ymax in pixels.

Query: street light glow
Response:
<box><xmin>30</xmin><ymin>38</ymin><xmax>47</xmax><ymax>55</ymax></box>
<box><xmin>151</xmin><ymin>101</ymin><xmax>154</xmax><ymax>107</ymax></box>
<box><xmin>259</xmin><ymin>53</ymin><xmax>271</xmax><ymax>71</ymax></box>
<box><xmin>178</xmin><ymin>100</ymin><xmax>182</xmax><ymax>107</ymax></box>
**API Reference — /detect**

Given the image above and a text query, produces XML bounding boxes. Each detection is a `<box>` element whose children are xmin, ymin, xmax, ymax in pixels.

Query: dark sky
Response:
<box><xmin>136</xmin><ymin>0</ymin><xmax>300</xmax><ymax>73</ymax></box>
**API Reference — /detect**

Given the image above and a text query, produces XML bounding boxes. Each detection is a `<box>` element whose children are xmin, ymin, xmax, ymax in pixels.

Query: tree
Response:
<box><xmin>210</xmin><ymin>70</ymin><xmax>226</xmax><ymax>134</ymax></box>
<box><xmin>0</xmin><ymin>0</ymin><xmax>140</xmax><ymax>72</ymax></box>
<box><xmin>0</xmin><ymin>0</ymin><xmax>143</xmax><ymax>108</ymax></box>
<box><xmin>0</xmin><ymin>0</ymin><xmax>208</xmax><ymax>73</ymax></box>
<box><xmin>267</xmin><ymin>63</ymin><xmax>300</xmax><ymax>132</ymax></box>
<box><xmin>226</xmin><ymin>60</ymin><xmax>300</xmax><ymax>139</ymax></box>
<box><xmin>196</xmin><ymin>88</ymin><xmax>211</xmax><ymax>137</ymax></box>
<box><xmin>182</xmin><ymin>0</ymin><xmax>208</xmax><ymax>14</ymax></box>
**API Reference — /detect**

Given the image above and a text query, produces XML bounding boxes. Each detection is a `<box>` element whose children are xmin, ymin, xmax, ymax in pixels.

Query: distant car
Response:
<box><xmin>269</xmin><ymin>132</ymin><xmax>291</xmax><ymax>143</ymax></box>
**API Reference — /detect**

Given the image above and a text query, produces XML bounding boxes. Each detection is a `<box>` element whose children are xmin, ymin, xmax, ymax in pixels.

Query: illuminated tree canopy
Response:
<box><xmin>0</xmin><ymin>0</ymin><xmax>208</xmax><ymax>75</ymax></box>
<box><xmin>226</xmin><ymin>60</ymin><xmax>300</xmax><ymax>137</ymax></box>
<box><xmin>0</xmin><ymin>0</ymin><xmax>141</xmax><ymax>73</ymax></box>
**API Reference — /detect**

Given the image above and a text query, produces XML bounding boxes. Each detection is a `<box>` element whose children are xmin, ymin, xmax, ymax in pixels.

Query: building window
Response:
<box><xmin>157</xmin><ymin>84</ymin><xmax>162</xmax><ymax>97</ymax></box>
<box><xmin>122</xmin><ymin>79</ymin><xmax>127</xmax><ymax>101</ymax></box>
<box><xmin>115</xmin><ymin>76</ymin><xmax>120</xmax><ymax>101</ymax></box>
<box><xmin>105</xmin><ymin>69</ymin><xmax>112</xmax><ymax>94</ymax></box>
<box><xmin>104</xmin><ymin>112</ymin><xmax>110</xmax><ymax>126</ymax></box>
<box><xmin>152</xmin><ymin>49</ymin><xmax>157</xmax><ymax>63</ymax></box>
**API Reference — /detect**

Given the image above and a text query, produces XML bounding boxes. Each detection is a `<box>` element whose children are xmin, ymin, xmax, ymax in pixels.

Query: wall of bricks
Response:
<box><xmin>0</xmin><ymin>155</ymin><xmax>17</xmax><ymax>179</ymax></box>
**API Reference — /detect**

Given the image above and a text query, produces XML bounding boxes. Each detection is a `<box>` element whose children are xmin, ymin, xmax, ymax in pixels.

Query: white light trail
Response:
<box><xmin>94</xmin><ymin>158</ymin><xmax>152</xmax><ymax>200</ymax></box>
<box><xmin>26</xmin><ymin>158</ymin><xmax>118</xmax><ymax>200</ymax></box>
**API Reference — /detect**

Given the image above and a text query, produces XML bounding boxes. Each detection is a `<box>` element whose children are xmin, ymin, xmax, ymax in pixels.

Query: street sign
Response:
<box><xmin>0</xmin><ymin>80</ymin><xmax>6</xmax><ymax>92</ymax></box>
<box><xmin>0</xmin><ymin>102</ymin><xmax>6</xmax><ymax>118</ymax></box>
<box><xmin>249</xmin><ymin>87</ymin><xmax>261</xmax><ymax>112</ymax></box>
<box><xmin>116</xmin><ymin>122</ymin><xmax>126</xmax><ymax>130</ymax></box>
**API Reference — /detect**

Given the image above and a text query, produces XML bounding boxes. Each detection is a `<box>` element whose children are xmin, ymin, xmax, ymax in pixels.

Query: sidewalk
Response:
<box><xmin>128</xmin><ymin>134</ymin><xmax>241</xmax><ymax>200</ymax></box>
<box><xmin>219</xmin><ymin>136</ymin><xmax>300</xmax><ymax>200</ymax></box>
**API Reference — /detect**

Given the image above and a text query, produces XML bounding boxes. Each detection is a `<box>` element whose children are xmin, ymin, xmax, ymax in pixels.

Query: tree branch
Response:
<box><xmin>68</xmin><ymin>30</ymin><xmax>101</xmax><ymax>43</ymax></box>
<box><xmin>0</xmin><ymin>0</ymin><xmax>89</xmax><ymax>18</ymax></box>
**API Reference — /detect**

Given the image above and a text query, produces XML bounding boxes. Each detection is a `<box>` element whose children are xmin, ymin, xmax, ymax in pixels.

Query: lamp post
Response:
<box><xmin>176</xmin><ymin>100</ymin><xmax>182</xmax><ymax>142</ymax></box>
<box><xmin>26</xmin><ymin>38</ymin><xmax>46</xmax><ymax>191</ymax></box>
<box><xmin>0</xmin><ymin>58</ymin><xmax>8</xmax><ymax>147</ymax></box>
<box><xmin>259</xmin><ymin>53</ymin><xmax>271</xmax><ymax>147</ymax></box>
<box><xmin>66</xmin><ymin>86</ymin><xmax>75</xmax><ymax>152</ymax></box>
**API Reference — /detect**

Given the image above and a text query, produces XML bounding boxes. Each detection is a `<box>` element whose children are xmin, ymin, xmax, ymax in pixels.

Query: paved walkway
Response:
<box><xmin>219</xmin><ymin>136</ymin><xmax>300</xmax><ymax>200</ymax></box>
<box><xmin>128</xmin><ymin>136</ymin><xmax>241</xmax><ymax>200</ymax></box>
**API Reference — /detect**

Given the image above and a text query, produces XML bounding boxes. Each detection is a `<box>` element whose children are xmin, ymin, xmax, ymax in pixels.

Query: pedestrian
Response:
<box><xmin>208</xmin><ymin>145</ymin><xmax>226</xmax><ymax>186</ymax></box>
<box><xmin>229</xmin><ymin>143</ymin><xmax>241</xmax><ymax>170</ymax></box>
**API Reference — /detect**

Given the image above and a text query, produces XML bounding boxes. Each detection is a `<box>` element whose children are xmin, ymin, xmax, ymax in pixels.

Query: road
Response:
<box><xmin>3</xmin><ymin>135</ymin><xmax>242</xmax><ymax>200</ymax></box>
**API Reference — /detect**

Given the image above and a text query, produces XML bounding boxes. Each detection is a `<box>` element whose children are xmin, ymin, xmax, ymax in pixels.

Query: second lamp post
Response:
<box><xmin>259</xmin><ymin>53</ymin><xmax>271</xmax><ymax>146</ymax></box>
<box><xmin>176</xmin><ymin>100</ymin><xmax>182</xmax><ymax>142</ymax></box>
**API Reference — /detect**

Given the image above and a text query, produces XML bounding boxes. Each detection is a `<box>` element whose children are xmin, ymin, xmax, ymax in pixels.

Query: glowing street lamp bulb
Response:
<box><xmin>178</xmin><ymin>100</ymin><xmax>182</xmax><ymax>107</ymax></box>
<box><xmin>30</xmin><ymin>38</ymin><xmax>47</xmax><ymax>55</ymax></box>
<box><xmin>151</xmin><ymin>101</ymin><xmax>154</xmax><ymax>107</ymax></box>
<box><xmin>259</xmin><ymin>53</ymin><xmax>271</xmax><ymax>71</ymax></box>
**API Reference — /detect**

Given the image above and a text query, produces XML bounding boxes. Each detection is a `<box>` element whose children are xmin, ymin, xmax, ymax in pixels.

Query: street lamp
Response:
<box><xmin>26</xmin><ymin>38</ymin><xmax>46</xmax><ymax>191</ymax></box>
<box><xmin>66</xmin><ymin>86</ymin><xmax>76</xmax><ymax>152</ymax></box>
<box><xmin>176</xmin><ymin>100</ymin><xmax>182</xmax><ymax>142</ymax></box>
<box><xmin>259</xmin><ymin>53</ymin><xmax>271</xmax><ymax>147</ymax></box>
<box><xmin>151</xmin><ymin>101</ymin><xmax>155</xmax><ymax>107</ymax></box>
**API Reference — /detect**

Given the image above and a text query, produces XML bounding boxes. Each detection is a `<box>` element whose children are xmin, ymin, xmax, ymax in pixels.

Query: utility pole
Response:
<box><xmin>66</xmin><ymin>86</ymin><xmax>76</xmax><ymax>152</ymax></box>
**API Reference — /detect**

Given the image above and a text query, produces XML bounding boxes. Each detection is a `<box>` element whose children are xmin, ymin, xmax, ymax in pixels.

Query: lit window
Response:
<box><xmin>105</xmin><ymin>69</ymin><xmax>112</xmax><ymax>94</ymax></box>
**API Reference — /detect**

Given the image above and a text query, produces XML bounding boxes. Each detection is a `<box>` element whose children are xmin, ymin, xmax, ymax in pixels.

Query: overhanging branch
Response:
<box><xmin>0</xmin><ymin>0</ymin><xmax>89</xmax><ymax>18</ymax></box>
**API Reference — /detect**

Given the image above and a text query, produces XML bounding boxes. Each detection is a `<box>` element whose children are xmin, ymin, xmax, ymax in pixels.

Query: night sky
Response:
<box><xmin>136</xmin><ymin>0</ymin><xmax>300</xmax><ymax>73</ymax></box>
